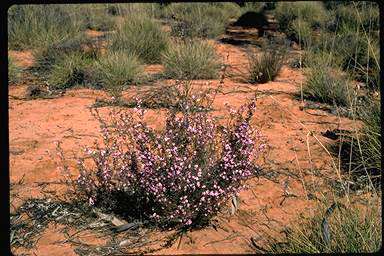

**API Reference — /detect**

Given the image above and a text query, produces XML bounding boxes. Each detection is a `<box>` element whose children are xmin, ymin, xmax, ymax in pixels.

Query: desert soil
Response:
<box><xmin>9</xmin><ymin>30</ymin><xmax>363</xmax><ymax>255</ymax></box>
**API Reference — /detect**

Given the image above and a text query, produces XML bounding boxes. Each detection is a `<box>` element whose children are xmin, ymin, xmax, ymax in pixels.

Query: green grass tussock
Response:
<box><xmin>162</xmin><ymin>40</ymin><xmax>220</xmax><ymax>80</ymax></box>
<box><xmin>92</xmin><ymin>51</ymin><xmax>144</xmax><ymax>96</ymax></box>
<box><xmin>47</xmin><ymin>53</ymin><xmax>93</xmax><ymax>90</ymax></box>
<box><xmin>248</xmin><ymin>43</ymin><xmax>287</xmax><ymax>84</ymax></box>
<box><xmin>109</xmin><ymin>16</ymin><xmax>169</xmax><ymax>64</ymax></box>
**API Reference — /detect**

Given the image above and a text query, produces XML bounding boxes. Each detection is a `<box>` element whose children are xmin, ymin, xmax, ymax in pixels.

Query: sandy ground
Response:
<box><xmin>9</xmin><ymin>36</ymin><xmax>361</xmax><ymax>255</ymax></box>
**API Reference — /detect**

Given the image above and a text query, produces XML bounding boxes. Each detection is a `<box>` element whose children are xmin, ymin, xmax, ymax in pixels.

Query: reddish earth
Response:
<box><xmin>9</xmin><ymin>34</ymin><xmax>367</xmax><ymax>255</ymax></box>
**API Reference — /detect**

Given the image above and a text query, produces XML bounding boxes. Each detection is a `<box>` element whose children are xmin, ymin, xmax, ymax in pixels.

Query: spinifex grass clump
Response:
<box><xmin>109</xmin><ymin>16</ymin><xmax>169</xmax><ymax>64</ymax></box>
<box><xmin>92</xmin><ymin>50</ymin><xmax>144</xmax><ymax>97</ymax></box>
<box><xmin>47</xmin><ymin>52</ymin><xmax>93</xmax><ymax>90</ymax></box>
<box><xmin>303</xmin><ymin>64</ymin><xmax>353</xmax><ymax>107</ymax></box>
<box><xmin>8</xmin><ymin>4</ymin><xmax>81</xmax><ymax>50</ymax></box>
<box><xmin>162</xmin><ymin>40</ymin><xmax>220</xmax><ymax>80</ymax></box>
<box><xmin>60</xmin><ymin>95</ymin><xmax>264</xmax><ymax>230</ymax></box>
<box><xmin>248</xmin><ymin>43</ymin><xmax>287</xmax><ymax>84</ymax></box>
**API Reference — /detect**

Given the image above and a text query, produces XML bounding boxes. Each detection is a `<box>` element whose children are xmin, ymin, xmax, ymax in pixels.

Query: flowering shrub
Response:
<box><xmin>61</xmin><ymin>95</ymin><xmax>265</xmax><ymax>230</ymax></box>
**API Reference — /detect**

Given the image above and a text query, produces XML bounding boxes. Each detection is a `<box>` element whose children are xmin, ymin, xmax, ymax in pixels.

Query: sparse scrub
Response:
<box><xmin>162</xmin><ymin>40</ymin><xmax>220</xmax><ymax>80</ymax></box>
<box><xmin>303</xmin><ymin>64</ymin><xmax>353</xmax><ymax>107</ymax></box>
<box><xmin>109</xmin><ymin>16</ymin><xmax>169</xmax><ymax>64</ymax></box>
<box><xmin>58</xmin><ymin>95</ymin><xmax>265</xmax><ymax>230</ymax></box>
<box><xmin>8</xmin><ymin>4</ymin><xmax>81</xmax><ymax>50</ymax></box>
<box><xmin>247</xmin><ymin>43</ymin><xmax>287</xmax><ymax>84</ymax></box>
<box><xmin>8</xmin><ymin>56</ymin><xmax>21</xmax><ymax>86</ymax></box>
<box><xmin>92</xmin><ymin>51</ymin><xmax>144</xmax><ymax>96</ymax></box>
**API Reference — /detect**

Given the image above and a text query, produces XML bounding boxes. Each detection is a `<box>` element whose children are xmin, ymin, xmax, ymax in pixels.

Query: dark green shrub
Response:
<box><xmin>109</xmin><ymin>16</ymin><xmax>169</xmax><ymax>64</ymax></box>
<box><xmin>162</xmin><ymin>40</ymin><xmax>220</xmax><ymax>80</ymax></box>
<box><xmin>8</xmin><ymin>4</ymin><xmax>81</xmax><ymax>50</ymax></box>
<box><xmin>92</xmin><ymin>51</ymin><xmax>144</xmax><ymax>96</ymax></box>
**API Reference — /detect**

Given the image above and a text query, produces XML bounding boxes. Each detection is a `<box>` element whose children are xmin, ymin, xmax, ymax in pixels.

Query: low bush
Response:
<box><xmin>92</xmin><ymin>51</ymin><xmax>144</xmax><ymax>96</ymax></box>
<box><xmin>8</xmin><ymin>4</ymin><xmax>81</xmax><ymax>50</ymax></box>
<box><xmin>58</xmin><ymin>95</ymin><xmax>264</xmax><ymax>230</ymax></box>
<box><xmin>302</xmin><ymin>64</ymin><xmax>353</xmax><ymax>107</ymax></box>
<box><xmin>8</xmin><ymin>56</ymin><xmax>21</xmax><ymax>86</ymax></box>
<box><xmin>109</xmin><ymin>16</ymin><xmax>169</xmax><ymax>64</ymax></box>
<box><xmin>47</xmin><ymin>52</ymin><xmax>93</xmax><ymax>90</ymax></box>
<box><xmin>248</xmin><ymin>43</ymin><xmax>287</xmax><ymax>84</ymax></box>
<box><xmin>162</xmin><ymin>40</ymin><xmax>220</xmax><ymax>80</ymax></box>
